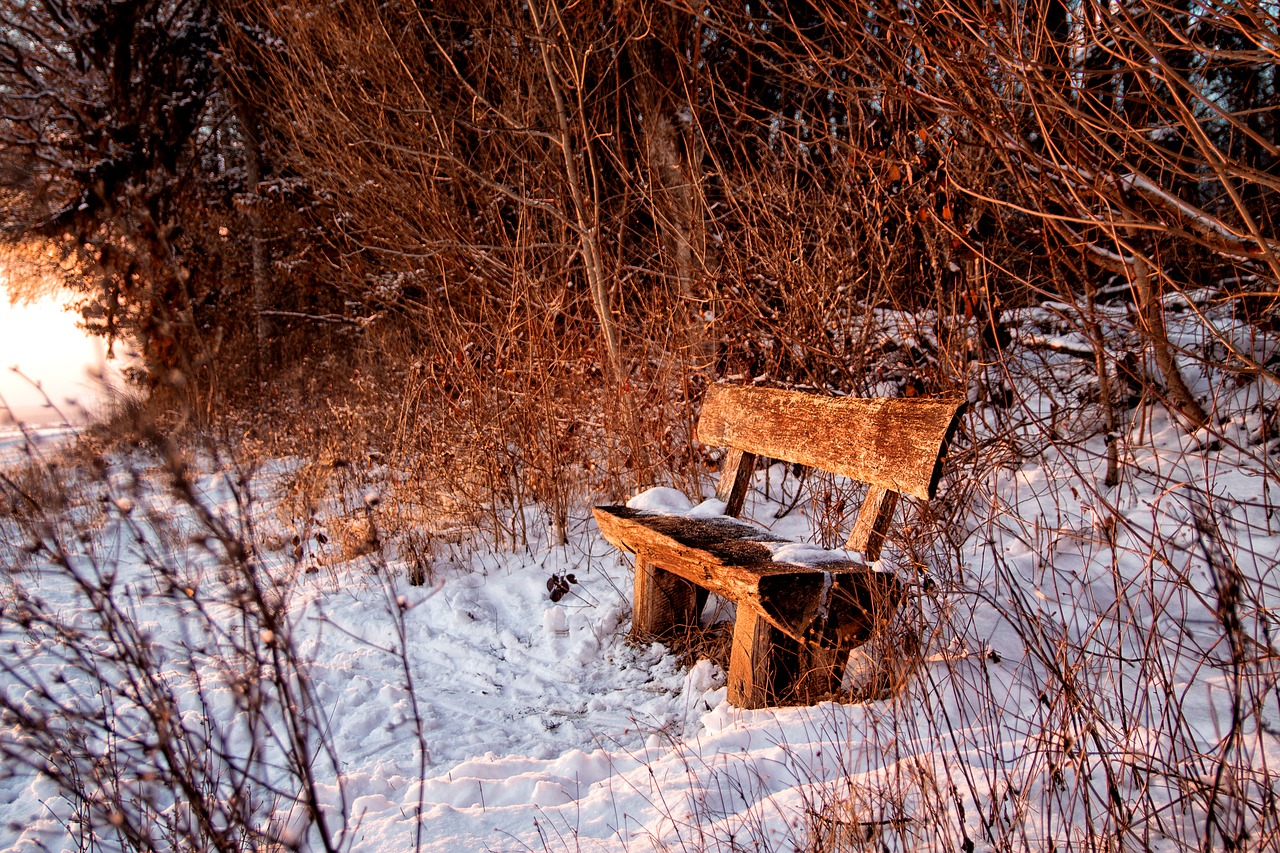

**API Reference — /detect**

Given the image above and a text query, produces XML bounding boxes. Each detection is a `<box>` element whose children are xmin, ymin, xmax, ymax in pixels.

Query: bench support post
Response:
<box><xmin>716</xmin><ymin>449</ymin><xmax>757</xmax><ymax>518</ymax></box>
<box><xmin>847</xmin><ymin>485</ymin><xmax>899</xmax><ymax>562</ymax></box>
<box><xmin>728</xmin><ymin>606</ymin><xmax>775</xmax><ymax>708</ymax></box>
<box><xmin>631</xmin><ymin>556</ymin><xmax>700</xmax><ymax>640</ymax></box>
<box><xmin>796</xmin><ymin>646</ymin><xmax>852</xmax><ymax>700</ymax></box>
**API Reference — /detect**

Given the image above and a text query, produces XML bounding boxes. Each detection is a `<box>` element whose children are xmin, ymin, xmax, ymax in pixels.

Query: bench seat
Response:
<box><xmin>593</xmin><ymin>505</ymin><xmax>901</xmax><ymax>650</ymax></box>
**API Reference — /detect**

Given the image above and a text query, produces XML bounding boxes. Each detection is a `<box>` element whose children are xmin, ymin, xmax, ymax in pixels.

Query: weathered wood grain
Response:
<box><xmin>595</xmin><ymin>506</ymin><xmax>819</xmax><ymax>642</ymax></box>
<box><xmin>697</xmin><ymin>384</ymin><xmax>964</xmax><ymax>500</ymax></box>
<box><xmin>795</xmin><ymin>645</ymin><xmax>848</xmax><ymax>700</ymax></box>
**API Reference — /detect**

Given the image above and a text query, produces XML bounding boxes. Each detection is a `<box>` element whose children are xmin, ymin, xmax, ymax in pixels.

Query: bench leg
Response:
<box><xmin>630</xmin><ymin>556</ymin><xmax>700</xmax><ymax>640</ymax></box>
<box><xmin>794</xmin><ymin>646</ymin><xmax>852</xmax><ymax>701</ymax></box>
<box><xmin>728</xmin><ymin>615</ymin><xmax>853</xmax><ymax>707</ymax></box>
<box><xmin>728</xmin><ymin>607</ymin><xmax>775</xmax><ymax>708</ymax></box>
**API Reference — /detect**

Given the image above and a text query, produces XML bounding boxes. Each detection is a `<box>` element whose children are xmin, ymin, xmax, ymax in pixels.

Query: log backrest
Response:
<box><xmin>697</xmin><ymin>384</ymin><xmax>965</xmax><ymax>558</ymax></box>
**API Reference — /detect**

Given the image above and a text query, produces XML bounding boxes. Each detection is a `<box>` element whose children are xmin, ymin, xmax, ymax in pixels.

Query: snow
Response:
<box><xmin>3</xmin><ymin>314</ymin><xmax>1280</xmax><ymax>850</ymax></box>
<box><xmin>624</xmin><ymin>488</ymin><xmax>867</xmax><ymax>570</ymax></box>
<box><xmin>768</xmin><ymin>542</ymin><xmax>866</xmax><ymax>567</ymax></box>
<box><xmin>625</xmin><ymin>486</ymin><xmax>693</xmax><ymax>513</ymax></box>
<box><xmin>687</xmin><ymin>498</ymin><xmax>728</xmax><ymax>518</ymax></box>
<box><xmin>0</xmin><ymin>424</ymin><xmax>78</xmax><ymax>466</ymax></box>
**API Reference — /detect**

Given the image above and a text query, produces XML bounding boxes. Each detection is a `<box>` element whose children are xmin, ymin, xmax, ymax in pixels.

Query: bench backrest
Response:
<box><xmin>697</xmin><ymin>384</ymin><xmax>964</xmax><ymax>559</ymax></box>
<box><xmin>697</xmin><ymin>384</ymin><xmax>965</xmax><ymax>501</ymax></box>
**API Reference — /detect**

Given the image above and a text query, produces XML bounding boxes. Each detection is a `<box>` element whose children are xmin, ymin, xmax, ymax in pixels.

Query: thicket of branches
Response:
<box><xmin>220</xmin><ymin>0</ymin><xmax>1278</xmax><ymax>498</ymax></box>
<box><xmin>2</xmin><ymin>0</ymin><xmax>1275</xmax><ymax>472</ymax></box>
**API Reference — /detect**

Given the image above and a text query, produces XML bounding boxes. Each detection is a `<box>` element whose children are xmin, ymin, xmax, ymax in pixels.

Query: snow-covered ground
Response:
<box><xmin>3</xmin><ymin>330</ymin><xmax>1280</xmax><ymax>850</ymax></box>
<box><xmin>0</xmin><ymin>434</ymin><xmax>888</xmax><ymax>851</ymax></box>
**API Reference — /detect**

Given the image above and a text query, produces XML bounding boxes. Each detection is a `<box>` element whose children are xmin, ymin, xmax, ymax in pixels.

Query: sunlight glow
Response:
<box><xmin>1</xmin><ymin>270</ymin><xmax>115</xmax><ymax>426</ymax></box>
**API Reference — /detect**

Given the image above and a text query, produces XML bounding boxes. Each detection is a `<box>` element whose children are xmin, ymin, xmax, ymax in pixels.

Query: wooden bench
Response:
<box><xmin>593</xmin><ymin>383</ymin><xmax>964</xmax><ymax>708</ymax></box>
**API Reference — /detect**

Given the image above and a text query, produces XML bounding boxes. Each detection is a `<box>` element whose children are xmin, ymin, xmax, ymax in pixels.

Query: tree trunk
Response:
<box><xmin>1083</xmin><ymin>281</ymin><xmax>1122</xmax><ymax>487</ymax></box>
<box><xmin>1132</xmin><ymin>255</ymin><xmax>1208</xmax><ymax>431</ymax></box>
<box><xmin>528</xmin><ymin>0</ymin><xmax>651</xmax><ymax>487</ymax></box>
<box><xmin>528</xmin><ymin>0</ymin><xmax>621</xmax><ymax>382</ymax></box>
<box><xmin>627</xmin><ymin>20</ymin><xmax>716</xmax><ymax>371</ymax></box>
<box><xmin>236</xmin><ymin>101</ymin><xmax>270</xmax><ymax>374</ymax></box>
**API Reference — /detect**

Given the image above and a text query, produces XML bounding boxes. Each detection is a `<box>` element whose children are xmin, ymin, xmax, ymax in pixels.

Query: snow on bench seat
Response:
<box><xmin>593</xmin><ymin>503</ymin><xmax>900</xmax><ymax>650</ymax></box>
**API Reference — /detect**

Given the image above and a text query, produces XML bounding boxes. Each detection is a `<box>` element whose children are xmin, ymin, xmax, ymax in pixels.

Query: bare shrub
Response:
<box><xmin>0</xmin><ymin>426</ymin><xmax>354</xmax><ymax>851</ymax></box>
